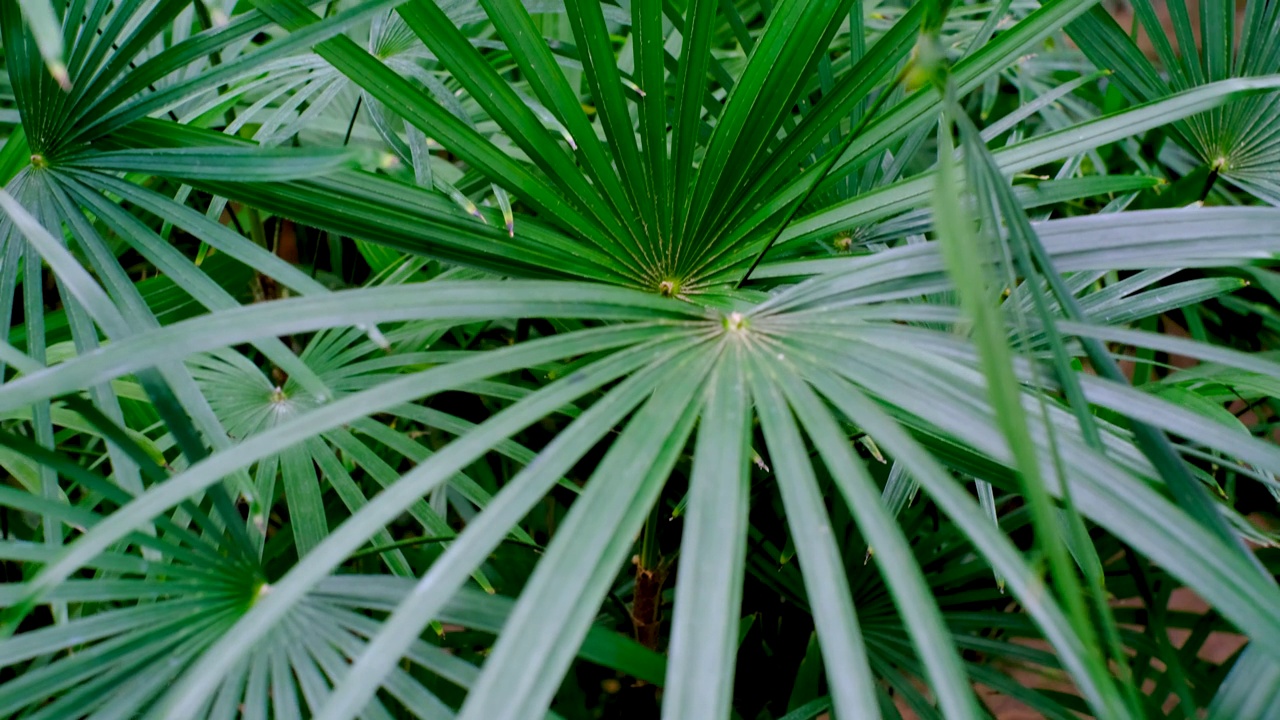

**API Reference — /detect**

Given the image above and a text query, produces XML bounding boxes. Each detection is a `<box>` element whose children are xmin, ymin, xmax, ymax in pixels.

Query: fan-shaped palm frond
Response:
<box><xmin>2</xmin><ymin>0</ymin><xmax>1280</xmax><ymax>718</ymax></box>
<box><xmin>1069</xmin><ymin>0</ymin><xmax>1280</xmax><ymax>204</ymax></box>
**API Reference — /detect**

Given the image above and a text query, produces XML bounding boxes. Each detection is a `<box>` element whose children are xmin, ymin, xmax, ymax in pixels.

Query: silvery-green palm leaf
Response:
<box><xmin>3</xmin><ymin>0</ymin><xmax>1280</xmax><ymax>718</ymax></box>
<box><xmin>1069</xmin><ymin>0</ymin><xmax>1280</xmax><ymax>204</ymax></box>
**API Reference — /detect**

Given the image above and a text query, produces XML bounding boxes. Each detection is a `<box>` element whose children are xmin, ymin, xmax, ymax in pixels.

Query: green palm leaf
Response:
<box><xmin>4</xmin><ymin>0</ymin><xmax>1280</xmax><ymax>718</ymax></box>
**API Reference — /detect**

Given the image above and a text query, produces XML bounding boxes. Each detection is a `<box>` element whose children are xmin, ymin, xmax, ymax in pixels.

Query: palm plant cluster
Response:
<box><xmin>2</xmin><ymin>0</ymin><xmax>1280</xmax><ymax>716</ymax></box>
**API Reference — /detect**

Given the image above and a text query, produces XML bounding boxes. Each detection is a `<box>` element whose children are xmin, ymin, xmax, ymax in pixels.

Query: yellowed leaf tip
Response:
<box><xmin>378</xmin><ymin>152</ymin><xmax>401</xmax><ymax>170</ymax></box>
<box><xmin>751</xmin><ymin>450</ymin><xmax>770</xmax><ymax>473</ymax></box>
<box><xmin>49</xmin><ymin>62</ymin><xmax>70</xmax><ymax>91</ymax></box>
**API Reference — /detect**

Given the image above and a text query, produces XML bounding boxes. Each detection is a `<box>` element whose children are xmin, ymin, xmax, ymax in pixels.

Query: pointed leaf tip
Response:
<box><xmin>48</xmin><ymin>62</ymin><xmax>70</xmax><ymax>90</ymax></box>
